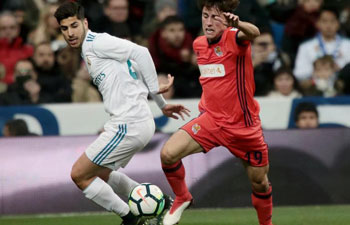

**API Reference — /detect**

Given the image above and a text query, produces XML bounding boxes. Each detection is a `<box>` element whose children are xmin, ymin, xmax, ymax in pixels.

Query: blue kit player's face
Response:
<box><xmin>201</xmin><ymin>6</ymin><xmax>227</xmax><ymax>42</ymax></box>
<box><xmin>59</xmin><ymin>16</ymin><xmax>88</xmax><ymax>48</ymax></box>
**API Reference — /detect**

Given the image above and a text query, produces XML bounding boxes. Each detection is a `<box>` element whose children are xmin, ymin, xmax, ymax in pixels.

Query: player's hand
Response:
<box><xmin>214</xmin><ymin>12</ymin><xmax>240</xmax><ymax>28</ymax></box>
<box><xmin>157</xmin><ymin>74</ymin><xmax>174</xmax><ymax>94</ymax></box>
<box><xmin>162</xmin><ymin>104</ymin><xmax>191</xmax><ymax>120</ymax></box>
<box><xmin>223</xmin><ymin>12</ymin><xmax>240</xmax><ymax>28</ymax></box>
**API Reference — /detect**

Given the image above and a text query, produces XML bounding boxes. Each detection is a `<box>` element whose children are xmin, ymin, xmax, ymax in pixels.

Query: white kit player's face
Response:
<box><xmin>59</xmin><ymin>16</ymin><xmax>88</xmax><ymax>48</ymax></box>
<box><xmin>202</xmin><ymin>6</ymin><xmax>227</xmax><ymax>42</ymax></box>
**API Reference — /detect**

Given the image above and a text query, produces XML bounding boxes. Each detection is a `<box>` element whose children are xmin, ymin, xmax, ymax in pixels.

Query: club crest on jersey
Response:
<box><xmin>214</xmin><ymin>46</ymin><xmax>223</xmax><ymax>57</ymax></box>
<box><xmin>192</xmin><ymin>123</ymin><xmax>201</xmax><ymax>135</ymax></box>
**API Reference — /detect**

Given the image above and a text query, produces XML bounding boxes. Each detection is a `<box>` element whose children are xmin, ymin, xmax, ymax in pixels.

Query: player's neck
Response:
<box><xmin>207</xmin><ymin>35</ymin><xmax>222</xmax><ymax>45</ymax></box>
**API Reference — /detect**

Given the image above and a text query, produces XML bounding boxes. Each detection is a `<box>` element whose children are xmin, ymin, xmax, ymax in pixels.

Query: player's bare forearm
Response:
<box><xmin>237</xmin><ymin>21</ymin><xmax>260</xmax><ymax>41</ymax></box>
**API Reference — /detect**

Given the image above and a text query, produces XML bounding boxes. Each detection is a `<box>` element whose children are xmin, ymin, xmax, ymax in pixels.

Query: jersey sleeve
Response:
<box><xmin>92</xmin><ymin>33</ymin><xmax>160</xmax><ymax>94</ymax></box>
<box><xmin>227</xmin><ymin>28</ymin><xmax>250</xmax><ymax>52</ymax></box>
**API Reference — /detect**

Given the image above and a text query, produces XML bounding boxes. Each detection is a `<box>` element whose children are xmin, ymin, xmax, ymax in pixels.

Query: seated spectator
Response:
<box><xmin>294</xmin><ymin>7</ymin><xmax>350</xmax><ymax>81</ymax></box>
<box><xmin>149</xmin><ymin>15</ymin><xmax>201</xmax><ymax>98</ymax></box>
<box><xmin>0</xmin><ymin>63</ymin><xmax>7</xmax><ymax>93</ymax></box>
<box><xmin>158</xmin><ymin>73</ymin><xmax>174</xmax><ymax>99</ymax></box>
<box><xmin>2</xmin><ymin>0</ymin><xmax>39</xmax><ymax>43</ymax></box>
<box><xmin>72</xmin><ymin>62</ymin><xmax>101</xmax><ymax>103</ymax></box>
<box><xmin>234</xmin><ymin>0</ymin><xmax>271</xmax><ymax>32</ymax></box>
<box><xmin>282</xmin><ymin>0</ymin><xmax>323</xmax><ymax>64</ymax></box>
<box><xmin>2</xmin><ymin>119</ymin><xmax>37</xmax><ymax>137</ymax></box>
<box><xmin>57</xmin><ymin>46</ymin><xmax>81</xmax><ymax>80</ymax></box>
<box><xmin>301</xmin><ymin>55</ymin><xmax>338</xmax><ymax>97</ymax></box>
<box><xmin>0</xmin><ymin>59</ymin><xmax>51</xmax><ymax>105</ymax></box>
<box><xmin>29</xmin><ymin>3</ymin><xmax>66</xmax><ymax>52</ymax></box>
<box><xmin>294</xmin><ymin>102</ymin><xmax>319</xmax><ymax>129</ymax></box>
<box><xmin>336</xmin><ymin>63</ymin><xmax>350</xmax><ymax>95</ymax></box>
<box><xmin>92</xmin><ymin>0</ymin><xmax>132</xmax><ymax>40</ymax></box>
<box><xmin>252</xmin><ymin>29</ymin><xmax>290</xmax><ymax>96</ymax></box>
<box><xmin>177</xmin><ymin>0</ymin><xmax>202</xmax><ymax>38</ymax></box>
<box><xmin>32</xmin><ymin>42</ymin><xmax>72</xmax><ymax>103</ymax></box>
<box><xmin>0</xmin><ymin>11</ymin><xmax>33</xmax><ymax>85</ymax></box>
<box><xmin>267</xmin><ymin>67</ymin><xmax>302</xmax><ymax>98</ymax></box>
<box><xmin>142</xmin><ymin>0</ymin><xmax>177</xmax><ymax>39</ymax></box>
<box><xmin>266</xmin><ymin>0</ymin><xmax>297</xmax><ymax>23</ymax></box>
<box><xmin>340</xmin><ymin>5</ymin><xmax>350</xmax><ymax>36</ymax></box>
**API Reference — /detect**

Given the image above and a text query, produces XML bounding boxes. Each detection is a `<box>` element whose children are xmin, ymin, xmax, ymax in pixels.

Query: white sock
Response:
<box><xmin>107</xmin><ymin>171</ymin><xmax>139</xmax><ymax>197</ymax></box>
<box><xmin>83</xmin><ymin>177</ymin><xmax>129</xmax><ymax>216</ymax></box>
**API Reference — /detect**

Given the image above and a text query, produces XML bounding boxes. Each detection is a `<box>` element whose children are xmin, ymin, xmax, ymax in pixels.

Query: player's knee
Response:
<box><xmin>161</xmin><ymin>145</ymin><xmax>177</xmax><ymax>165</ymax></box>
<box><xmin>70</xmin><ymin>166</ymin><xmax>84</xmax><ymax>188</ymax></box>
<box><xmin>251</xmin><ymin>178</ymin><xmax>269</xmax><ymax>193</ymax></box>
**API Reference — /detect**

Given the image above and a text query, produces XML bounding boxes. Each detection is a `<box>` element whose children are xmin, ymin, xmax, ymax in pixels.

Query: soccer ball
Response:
<box><xmin>128</xmin><ymin>183</ymin><xmax>165</xmax><ymax>217</ymax></box>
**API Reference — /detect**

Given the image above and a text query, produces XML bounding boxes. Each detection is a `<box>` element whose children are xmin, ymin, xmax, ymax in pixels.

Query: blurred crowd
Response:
<box><xmin>0</xmin><ymin>0</ymin><xmax>350</xmax><ymax>105</ymax></box>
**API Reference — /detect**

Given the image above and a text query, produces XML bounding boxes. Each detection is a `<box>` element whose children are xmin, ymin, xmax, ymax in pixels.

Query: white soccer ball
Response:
<box><xmin>128</xmin><ymin>183</ymin><xmax>165</xmax><ymax>217</ymax></box>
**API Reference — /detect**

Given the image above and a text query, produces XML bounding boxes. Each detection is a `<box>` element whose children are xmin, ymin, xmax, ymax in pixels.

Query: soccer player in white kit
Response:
<box><xmin>54</xmin><ymin>2</ymin><xmax>189</xmax><ymax>225</ymax></box>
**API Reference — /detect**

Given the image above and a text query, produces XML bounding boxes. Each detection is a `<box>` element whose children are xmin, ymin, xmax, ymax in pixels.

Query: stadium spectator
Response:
<box><xmin>252</xmin><ymin>29</ymin><xmax>290</xmax><ymax>96</ymax></box>
<box><xmin>267</xmin><ymin>67</ymin><xmax>302</xmax><ymax>98</ymax></box>
<box><xmin>281</xmin><ymin>0</ymin><xmax>323</xmax><ymax>64</ymax></box>
<box><xmin>301</xmin><ymin>55</ymin><xmax>338</xmax><ymax>97</ymax></box>
<box><xmin>340</xmin><ymin>5</ymin><xmax>350</xmax><ymax>36</ymax></box>
<box><xmin>294</xmin><ymin>102</ymin><xmax>319</xmax><ymax>129</ymax></box>
<box><xmin>72</xmin><ymin>62</ymin><xmax>101</xmax><ymax>103</ymax></box>
<box><xmin>265</xmin><ymin>0</ymin><xmax>297</xmax><ymax>23</ymax></box>
<box><xmin>0</xmin><ymin>11</ymin><xmax>34</xmax><ymax>85</ymax></box>
<box><xmin>2</xmin><ymin>118</ymin><xmax>37</xmax><ymax>137</ymax></box>
<box><xmin>0</xmin><ymin>63</ymin><xmax>7</xmax><ymax>93</ymax></box>
<box><xmin>57</xmin><ymin>46</ymin><xmax>81</xmax><ymax>80</ymax></box>
<box><xmin>294</xmin><ymin>7</ymin><xmax>350</xmax><ymax>81</ymax></box>
<box><xmin>149</xmin><ymin>15</ymin><xmax>201</xmax><ymax>98</ymax></box>
<box><xmin>177</xmin><ymin>0</ymin><xmax>202</xmax><ymax>38</ymax></box>
<box><xmin>91</xmin><ymin>0</ymin><xmax>132</xmax><ymax>40</ymax></box>
<box><xmin>337</xmin><ymin>63</ymin><xmax>350</xmax><ymax>95</ymax></box>
<box><xmin>32</xmin><ymin>42</ymin><xmax>72</xmax><ymax>103</ymax></box>
<box><xmin>142</xmin><ymin>0</ymin><xmax>177</xmax><ymax>38</ymax></box>
<box><xmin>29</xmin><ymin>3</ymin><xmax>66</xmax><ymax>52</ymax></box>
<box><xmin>0</xmin><ymin>59</ymin><xmax>51</xmax><ymax>105</ymax></box>
<box><xmin>2</xmin><ymin>0</ymin><xmax>40</xmax><ymax>43</ymax></box>
<box><xmin>234</xmin><ymin>0</ymin><xmax>272</xmax><ymax>32</ymax></box>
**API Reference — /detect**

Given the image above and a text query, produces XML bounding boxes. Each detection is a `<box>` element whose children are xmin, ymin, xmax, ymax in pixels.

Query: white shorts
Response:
<box><xmin>85</xmin><ymin>118</ymin><xmax>155</xmax><ymax>170</ymax></box>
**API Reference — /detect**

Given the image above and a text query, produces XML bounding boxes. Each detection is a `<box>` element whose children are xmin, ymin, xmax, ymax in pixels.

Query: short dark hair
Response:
<box><xmin>294</xmin><ymin>102</ymin><xmax>319</xmax><ymax>122</ymax></box>
<box><xmin>54</xmin><ymin>1</ymin><xmax>85</xmax><ymax>24</ymax></box>
<box><xmin>5</xmin><ymin>119</ymin><xmax>30</xmax><ymax>136</ymax></box>
<box><xmin>161</xmin><ymin>16</ymin><xmax>184</xmax><ymax>30</ymax></box>
<box><xmin>197</xmin><ymin>0</ymin><xmax>240</xmax><ymax>13</ymax></box>
<box><xmin>319</xmin><ymin>7</ymin><xmax>340</xmax><ymax>21</ymax></box>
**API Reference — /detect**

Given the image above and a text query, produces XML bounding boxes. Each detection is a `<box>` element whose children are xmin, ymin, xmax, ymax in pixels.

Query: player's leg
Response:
<box><xmin>242</xmin><ymin>161</ymin><xmax>273</xmax><ymax>225</ymax></box>
<box><xmin>161</xmin><ymin>129</ymin><xmax>203</xmax><ymax>225</ymax></box>
<box><xmin>71</xmin><ymin>153</ymin><xmax>132</xmax><ymax>219</ymax></box>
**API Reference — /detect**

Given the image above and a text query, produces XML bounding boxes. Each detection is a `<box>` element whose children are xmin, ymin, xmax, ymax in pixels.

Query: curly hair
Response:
<box><xmin>197</xmin><ymin>0</ymin><xmax>240</xmax><ymax>12</ymax></box>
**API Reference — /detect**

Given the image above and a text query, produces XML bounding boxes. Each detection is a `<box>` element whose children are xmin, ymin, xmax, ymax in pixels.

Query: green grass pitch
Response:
<box><xmin>1</xmin><ymin>205</ymin><xmax>349</xmax><ymax>225</ymax></box>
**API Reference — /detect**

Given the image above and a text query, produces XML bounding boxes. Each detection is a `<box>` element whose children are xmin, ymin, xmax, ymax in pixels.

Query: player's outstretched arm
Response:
<box><xmin>215</xmin><ymin>12</ymin><xmax>260</xmax><ymax>41</ymax></box>
<box><xmin>162</xmin><ymin>104</ymin><xmax>191</xmax><ymax>120</ymax></box>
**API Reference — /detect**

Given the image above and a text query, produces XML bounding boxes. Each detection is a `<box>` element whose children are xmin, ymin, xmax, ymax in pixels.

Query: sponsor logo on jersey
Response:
<box><xmin>214</xmin><ymin>46</ymin><xmax>223</xmax><ymax>57</ymax></box>
<box><xmin>192</xmin><ymin>123</ymin><xmax>201</xmax><ymax>135</ymax></box>
<box><xmin>198</xmin><ymin>64</ymin><xmax>225</xmax><ymax>78</ymax></box>
<box><xmin>93</xmin><ymin>72</ymin><xmax>106</xmax><ymax>87</ymax></box>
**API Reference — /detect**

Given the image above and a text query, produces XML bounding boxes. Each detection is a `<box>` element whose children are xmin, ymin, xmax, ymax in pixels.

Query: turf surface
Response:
<box><xmin>1</xmin><ymin>205</ymin><xmax>349</xmax><ymax>225</ymax></box>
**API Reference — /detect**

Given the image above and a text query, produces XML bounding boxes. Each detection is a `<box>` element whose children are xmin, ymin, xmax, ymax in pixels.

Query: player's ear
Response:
<box><xmin>83</xmin><ymin>18</ymin><xmax>88</xmax><ymax>28</ymax></box>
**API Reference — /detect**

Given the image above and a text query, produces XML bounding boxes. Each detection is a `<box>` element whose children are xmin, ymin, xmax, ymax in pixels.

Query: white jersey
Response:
<box><xmin>294</xmin><ymin>34</ymin><xmax>350</xmax><ymax>81</ymax></box>
<box><xmin>81</xmin><ymin>30</ymin><xmax>162</xmax><ymax>123</ymax></box>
